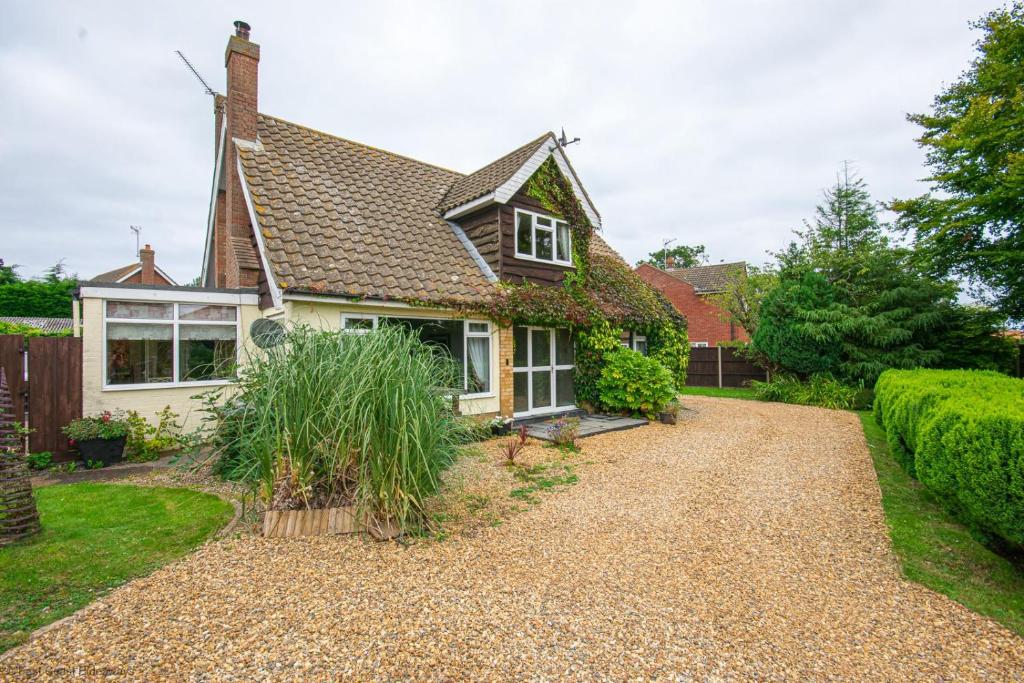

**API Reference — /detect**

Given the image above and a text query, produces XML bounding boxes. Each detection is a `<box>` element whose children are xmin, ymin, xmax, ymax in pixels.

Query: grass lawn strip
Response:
<box><xmin>677</xmin><ymin>385</ymin><xmax>756</xmax><ymax>399</ymax></box>
<box><xmin>0</xmin><ymin>483</ymin><xmax>234</xmax><ymax>652</ymax></box>
<box><xmin>857</xmin><ymin>411</ymin><xmax>1024</xmax><ymax>637</ymax></box>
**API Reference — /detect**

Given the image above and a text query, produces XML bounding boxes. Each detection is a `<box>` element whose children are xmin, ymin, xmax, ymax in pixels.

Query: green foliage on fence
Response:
<box><xmin>873</xmin><ymin>369</ymin><xmax>1024</xmax><ymax>550</ymax></box>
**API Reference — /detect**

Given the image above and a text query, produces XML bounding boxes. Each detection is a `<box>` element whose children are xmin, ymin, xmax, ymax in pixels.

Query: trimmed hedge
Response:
<box><xmin>874</xmin><ymin>369</ymin><xmax>1024</xmax><ymax>549</ymax></box>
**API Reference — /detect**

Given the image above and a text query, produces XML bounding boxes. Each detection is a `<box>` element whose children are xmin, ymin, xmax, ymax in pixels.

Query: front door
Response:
<box><xmin>512</xmin><ymin>326</ymin><xmax>575</xmax><ymax>416</ymax></box>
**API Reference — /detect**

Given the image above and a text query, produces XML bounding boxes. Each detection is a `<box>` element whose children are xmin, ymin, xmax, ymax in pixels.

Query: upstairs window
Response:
<box><xmin>515</xmin><ymin>209</ymin><xmax>572</xmax><ymax>266</ymax></box>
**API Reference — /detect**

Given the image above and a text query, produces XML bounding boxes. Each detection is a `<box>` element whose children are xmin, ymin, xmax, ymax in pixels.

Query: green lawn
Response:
<box><xmin>0</xmin><ymin>483</ymin><xmax>233</xmax><ymax>652</ymax></box>
<box><xmin>678</xmin><ymin>385</ymin><xmax>756</xmax><ymax>399</ymax></box>
<box><xmin>857</xmin><ymin>412</ymin><xmax>1024</xmax><ymax>636</ymax></box>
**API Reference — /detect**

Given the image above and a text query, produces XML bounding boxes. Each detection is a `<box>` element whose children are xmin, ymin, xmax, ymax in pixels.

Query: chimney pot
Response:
<box><xmin>234</xmin><ymin>20</ymin><xmax>251</xmax><ymax>39</ymax></box>
<box><xmin>665</xmin><ymin>256</ymin><xmax>675</xmax><ymax>268</ymax></box>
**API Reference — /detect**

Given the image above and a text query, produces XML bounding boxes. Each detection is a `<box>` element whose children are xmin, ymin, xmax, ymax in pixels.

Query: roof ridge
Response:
<box><xmin>672</xmin><ymin>260</ymin><xmax>746</xmax><ymax>271</ymax></box>
<box><xmin>459</xmin><ymin>131</ymin><xmax>554</xmax><ymax>176</ymax></box>
<box><xmin>257</xmin><ymin>112</ymin><xmax>465</xmax><ymax>176</ymax></box>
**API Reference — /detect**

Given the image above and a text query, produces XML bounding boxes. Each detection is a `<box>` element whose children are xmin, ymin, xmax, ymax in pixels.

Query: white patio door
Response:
<box><xmin>512</xmin><ymin>326</ymin><xmax>575</xmax><ymax>417</ymax></box>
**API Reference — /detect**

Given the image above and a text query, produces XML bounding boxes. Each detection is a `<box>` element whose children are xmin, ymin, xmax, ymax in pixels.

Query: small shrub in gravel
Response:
<box><xmin>751</xmin><ymin>373</ymin><xmax>858</xmax><ymax>410</ymax></box>
<box><xmin>596</xmin><ymin>348</ymin><xmax>676</xmax><ymax>418</ymax></box>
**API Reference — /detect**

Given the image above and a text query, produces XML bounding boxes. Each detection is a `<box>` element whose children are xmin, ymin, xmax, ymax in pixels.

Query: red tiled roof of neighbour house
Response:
<box><xmin>238</xmin><ymin>114</ymin><xmax>497</xmax><ymax>303</ymax></box>
<box><xmin>439</xmin><ymin>133</ymin><xmax>553</xmax><ymax>212</ymax></box>
<box><xmin>667</xmin><ymin>261</ymin><xmax>747</xmax><ymax>293</ymax></box>
<box><xmin>90</xmin><ymin>264</ymin><xmax>142</xmax><ymax>283</ymax></box>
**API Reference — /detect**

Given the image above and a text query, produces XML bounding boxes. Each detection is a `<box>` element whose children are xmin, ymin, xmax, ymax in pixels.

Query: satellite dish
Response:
<box><xmin>250</xmin><ymin>318</ymin><xmax>285</xmax><ymax>349</ymax></box>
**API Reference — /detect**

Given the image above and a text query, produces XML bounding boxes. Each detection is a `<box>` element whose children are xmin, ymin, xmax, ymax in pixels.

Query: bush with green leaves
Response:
<box><xmin>750</xmin><ymin>373</ymin><xmax>859</xmax><ymax>410</ymax></box>
<box><xmin>207</xmin><ymin>324</ymin><xmax>463</xmax><ymax>532</ymax></box>
<box><xmin>595</xmin><ymin>348</ymin><xmax>675</xmax><ymax>418</ymax></box>
<box><xmin>62</xmin><ymin>411</ymin><xmax>131</xmax><ymax>442</ymax></box>
<box><xmin>873</xmin><ymin>369</ymin><xmax>1024</xmax><ymax>550</ymax></box>
<box><xmin>753</xmin><ymin>272</ymin><xmax>841</xmax><ymax>376</ymax></box>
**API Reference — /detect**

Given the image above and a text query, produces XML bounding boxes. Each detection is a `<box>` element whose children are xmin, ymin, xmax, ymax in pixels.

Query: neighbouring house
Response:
<box><xmin>91</xmin><ymin>244</ymin><xmax>178</xmax><ymax>287</ymax></box>
<box><xmin>70</xmin><ymin>20</ymin><xmax>681</xmax><ymax>430</ymax></box>
<box><xmin>635</xmin><ymin>260</ymin><xmax>748</xmax><ymax>347</ymax></box>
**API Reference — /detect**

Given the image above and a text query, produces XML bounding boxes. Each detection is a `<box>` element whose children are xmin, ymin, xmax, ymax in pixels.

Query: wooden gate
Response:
<box><xmin>0</xmin><ymin>335</ymin><xmax>82</xmax><ymax>458</ymax></box>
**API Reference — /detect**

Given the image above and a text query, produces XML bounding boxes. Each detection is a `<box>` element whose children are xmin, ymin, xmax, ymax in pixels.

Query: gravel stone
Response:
<box><xmin>3</xmin><ymin>397</ymin><xmax>1023</xmax><ymax>681</ymax></box>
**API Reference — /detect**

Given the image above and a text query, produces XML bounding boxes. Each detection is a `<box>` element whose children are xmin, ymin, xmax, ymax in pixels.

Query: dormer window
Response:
<box><xmin>515</xmin><ymin>209</ymin><xmax>572</xmax><ymax>266</ymax></box>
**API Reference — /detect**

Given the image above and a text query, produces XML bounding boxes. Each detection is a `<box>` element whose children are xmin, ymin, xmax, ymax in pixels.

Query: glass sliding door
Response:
<box><xmin>512</xmin><ymin>326</ymin><xmax>575</xmax><ymax>416</ymax></box>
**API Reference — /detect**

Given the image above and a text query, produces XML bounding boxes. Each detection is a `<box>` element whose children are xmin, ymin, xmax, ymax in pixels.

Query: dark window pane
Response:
<box><xmin>556</xmin><ymin>369</ymin><xmax>575</xmax><ymax>407</ymax></box>
<box><xmin>531</xmin><ymin>329</ymin><xmax>551</xmax><ymax>367</ymax></box>
<box><xmin>635</xmin><ymin>339</ymin><xmax>648</xmax><ymax>356</ymax></box>
<box><xmin>180</xmin><ymin>325</ymin><xmax>237</xmax><ymax>381</ymax></box>
<box><xmin>555</xmin><ymin>329</ymin><xmax>574</xmax><ymax>366</ymax></box>
<box><xmin>516</xmin><ymin>213</ymin><xmax>533</xmax><ymax>255</ymax></box>
<box><xmin>513</xmin><ymin>372</ymin><xmax>529</xmax><ymax>413</ymax></box>
<box><xmin>536</xmin><ymin>229</ymin><xmax>553</xmax><ymax>260</ymax></box>
<box><xmin>382</xmin><ymin>317</ymin><xmax>464</xmax><ymax>383</ymax></box>
<box><xmin>106</xmin><ymin>323</ymin><xmax>173</xmax><ymax>384</ymax></box>
<box><xmin>532</xmin><ymin>371</ymin><xmax>552</xmax><ymax>408</ymax></box>
<box><xmin>513</xmin><ymin>326</ymin><xmax>528</xmax><ymax>368</ymax></box>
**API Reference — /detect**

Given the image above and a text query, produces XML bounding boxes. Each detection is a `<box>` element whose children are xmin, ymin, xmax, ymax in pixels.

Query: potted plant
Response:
<box><xmin>658</xmin><ymin>399</ymin><xmax>681</xmax><ymax>425</ymax></box>
<box><xmin>489</xmin><ymin>416</ymin><xmax>513</xmax><ymax>436</ymax></box>
<box><xmin>62</xmin><ymin>411</ymin><xmax>131</xmax><ymax>466</ymax></box>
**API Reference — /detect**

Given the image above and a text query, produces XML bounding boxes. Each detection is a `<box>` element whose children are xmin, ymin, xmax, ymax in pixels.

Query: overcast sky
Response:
<box><xmin>0</xmin><ymin>1</ymin><xmax>995</xmax><ymax>283</ymax></box>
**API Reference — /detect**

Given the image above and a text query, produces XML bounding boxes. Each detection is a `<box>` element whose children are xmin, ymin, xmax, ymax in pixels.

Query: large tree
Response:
<box><xmin>0</xmin><ymin>259</ymin><xmax>76</xmax><ymax>318</ymax></box>
<box><xmin>891</xmin><ymin>3</ymin><xmax>1024</xmax><ymax>320</ymax></box>
<box><xmin>708</xmin><ymin>263</ymin><xmax>776</xmax><ymax>338</ymax></box>
<box><xmin>636</xmin><ymin>244</ymin><xmax>707</xmax><ymax>269</ymax></box>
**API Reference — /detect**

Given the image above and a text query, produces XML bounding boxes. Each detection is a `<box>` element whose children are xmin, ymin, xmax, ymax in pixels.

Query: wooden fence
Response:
<box><xmin>685</xmin><ymin>346</ymin><xmax>767</xmax><ymax>388</ymax></box>
<box><xmin>0</xmin><ymin>335</ymin><xmax>82</xmax><ymax>459</ymax></box>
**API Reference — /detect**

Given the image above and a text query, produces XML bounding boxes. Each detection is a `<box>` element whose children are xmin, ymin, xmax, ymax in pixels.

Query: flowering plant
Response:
<box><xmin>62</xmin><ymin>410</ymin><xmax>131</xmax><ymax>441</ymax></box>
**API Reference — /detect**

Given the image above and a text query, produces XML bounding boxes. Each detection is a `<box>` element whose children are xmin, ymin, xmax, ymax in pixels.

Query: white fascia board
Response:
<box><xmin>442</xmin><ymin>192</ymin><xmax>495</xmax><ymax>220</ymax></box>
<box><xmin>550</xmin><ymin>146</ymin><xmax>602</xmax><ymax>229</ymax></box>
<box><xmin>493</xmin><ymin>136</ymin><xmax>555</xmax><ymax>205</ymax></box>
<box><xmin>200</xmin><ymin>117</ymin><xmax>228</xmax><ymax>286</ymax></box>
<box><xmin>79</xmin><ymin>286</ymin><xmax>259</xmax><ymax>306</ymax></box>
<box><xmin>283</xmin><ymin>293</ymin><xmax>450</xmax><ymax>310</ymax></box>
<box><xmin>236</xmin><ymin>153</ymin><xmax>283</xmax><ymax>309</ymax></box>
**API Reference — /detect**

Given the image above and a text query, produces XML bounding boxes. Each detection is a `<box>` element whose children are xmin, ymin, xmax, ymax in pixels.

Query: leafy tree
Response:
<box><xmin>753</xmin><ymin>272</ymin><xmax>841</xmax><ymax>375</ymax></box>
<box><xmin>932</xmin><ymin>305</ymin><xmax>1019</xmax><ymax>374</ymax></box>
<box><xmin>891</xmin><ymin>3</ymin><xmax>1024</xmax><ymax>320</ymax></box>
<box><xmin>0</xmin><ymin>260</ymin><xmax>77</xmax><ymax>318</ymax></box>
<box><xmin>636</xmin><ymin>244</ymin><xmax>707</xmax><ymax>269</ymax></box>
<box><xmin>708</xmin><ymin>263</ymin><xmax>776</xmax><ymax>338</ymax></box>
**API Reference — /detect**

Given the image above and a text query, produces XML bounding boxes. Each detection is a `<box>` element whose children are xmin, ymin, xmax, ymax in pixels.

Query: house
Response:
<box><xmin>73</xmin><ymin>20</ymin><xmax>679</xmax><ymax>429</ymax></box>
<box><xmin>635</xmin><ymin>260</ymin><xmax>748</xmax><ymax>347</ymax></box>
<box><xmin>91</xmin><ymin>244</ymin><xmax>178</xmax><ymax>287</ymax></box>
<box><xmin>0</xmin><ymin>317</ymin><xmax>73</xmax><ymax>334</ymax></box>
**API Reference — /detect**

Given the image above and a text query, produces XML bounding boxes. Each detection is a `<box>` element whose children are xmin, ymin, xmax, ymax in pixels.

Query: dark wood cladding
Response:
<box><xmin>497</xmin><ymin>188</ymin><xmax>574</xmax><ymax>286</ymax></box>
<box><xmin>27</xmin><ymin>337</ymin><xmax>82</xmax><ymax>457</ymax></box>
<box><xmin>454</xmin><ymin>205</ymin><xmax>501</xmax><ymax>277</ymax></box>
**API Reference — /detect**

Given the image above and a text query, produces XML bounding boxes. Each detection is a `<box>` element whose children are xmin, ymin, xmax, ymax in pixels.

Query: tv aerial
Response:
<box><xmin>556</xmin><ymin>127</ymin><xmax>580</xmax><ymax>148</ymax></box>
<box><xmin>175</xmin><ymin>50</ymin><xmax>220</xmax><ymax>97</ymax></box>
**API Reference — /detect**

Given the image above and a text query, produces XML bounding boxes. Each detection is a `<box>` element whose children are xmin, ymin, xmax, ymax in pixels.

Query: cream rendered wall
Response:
<box><xmin>283</xmin><ymin>298</ymin><xmax>502</xmax><ymax>416</ymax></box>
<box><xmin>81</xmin><ymin>296</ymin><xmax>263</xmax><ymax>431</ymax></box>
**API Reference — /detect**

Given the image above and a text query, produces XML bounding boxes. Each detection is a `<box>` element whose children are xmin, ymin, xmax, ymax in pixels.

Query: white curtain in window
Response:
<box><xmin>106</xmin><ymin>323</ymin><xmax>173</xmax><ymax>340</ymax></box>
<box><xmin>466</xmin><ymin>337</ymin><xmax>489</xmax><ymax>392</ymax></box>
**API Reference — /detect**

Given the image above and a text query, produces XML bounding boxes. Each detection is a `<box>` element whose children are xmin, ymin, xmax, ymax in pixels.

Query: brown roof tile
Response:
<box><xmin>667</xmin><ymin>261</ymin><xmax>746</xmax><ymax>293</ymax></box>
<box><xmin>439</xmin><ymin>133</ymin><xmax>552</xmax><ymax>212</ymax></box>
<box><xmin>91</xmin><ymin>263</ymin><xmax>141</xmax><ymax>283</ymax></box>
<box><xmin>238</xmin><ymin>115</ymin><xmax>495</xmax><ymax>302</ymax></box>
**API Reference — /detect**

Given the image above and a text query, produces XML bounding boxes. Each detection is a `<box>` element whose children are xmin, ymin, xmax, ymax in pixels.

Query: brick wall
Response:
<box><xmin>634</xmin><ymin>263</ymin><xmax>748</xmax><ymax>347</ymax></box>
<box><xmin>498</xmin><ymin>325</ymin><xmax>514</xmax><ymax>417</ymax></box>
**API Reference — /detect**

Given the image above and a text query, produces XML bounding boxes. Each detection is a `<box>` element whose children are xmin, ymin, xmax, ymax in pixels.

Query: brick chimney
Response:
<box><xmin>139</xmin><ymin>244</ymin><xmax>156</xmax><ymax>284</ymax></box>
<box><xmin>665</xmin><ymin>255</ymin><xmax>675</xmax><ymax>269</ymax></box>
<box><xmin>217</xmin><ymin>19</ymin><xmax>262</xmax><ymax>289</ymax></box>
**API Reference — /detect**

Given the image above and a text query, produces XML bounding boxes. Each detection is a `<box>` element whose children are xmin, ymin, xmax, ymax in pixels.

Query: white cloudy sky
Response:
<box><xmin>0</xmin><ymin>1</ymin><xmax>995</xmax><ymax>283</ymax></box>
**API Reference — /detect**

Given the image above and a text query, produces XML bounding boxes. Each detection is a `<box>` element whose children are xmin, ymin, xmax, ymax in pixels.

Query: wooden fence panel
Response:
<box><xmin>684</xmin><ymin>346</ymin><xmax>767</xmax><ymax>388</ymax></box>
<box><xmin>0</xmin><ymin>336</ymin><xmax>25</xmax><ymax>428</ymax></box>
<box><xmin>26</xmin><ymin>337</ymin><xmax>82</xmax><ymax>458</ymax></box>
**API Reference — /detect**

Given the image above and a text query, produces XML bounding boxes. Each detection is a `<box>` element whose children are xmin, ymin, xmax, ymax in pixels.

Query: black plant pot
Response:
<box><xmin>77</xmin><ymin>437</ymin><xmax>127</xmax><ymax>467</ymax></box>
<box><xmin>491</xmin><ymin>422</ymin><xmax>512</xmax><ymax>436</ymax></box>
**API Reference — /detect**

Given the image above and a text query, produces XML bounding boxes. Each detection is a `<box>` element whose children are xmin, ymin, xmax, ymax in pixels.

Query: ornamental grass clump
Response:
<box><xmin>211</xmin><ymin>324</ymin><xmax>463</xmax><ymax>532</ymax></box>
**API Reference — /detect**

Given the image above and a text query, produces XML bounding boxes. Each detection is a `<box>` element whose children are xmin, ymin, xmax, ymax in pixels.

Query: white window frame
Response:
<box><xmin>513</xmin><ymin>208</ymin><xmax>573</xmax><ymax>267</ymax></box>
<box><xmin>633</xmin><ymin>335</ymin><xmax>648</xmax><ymax>355</ymax></box>
<box><xmin>691</xmin><ymin>341</ymin><xmax>709</xmax><ymax>348</ymax></box>
<box><xmin>512</xmin><ymin>326</ymin><xmax>576</xmax><ymax>417</ymax></box>
<box><xmin>347</xmin><ymin>313</ymin><xmax>494</xmax><ymax>398</ymax></box>
<box><xmin>341</xmin><ymin>313</ymin><xmax>378</xmax><ymax>334</ymax></box>
<box><xmin>102</xmin><ymin>300</ymin><xmax>241</xmax><ymax>391</ymax></box>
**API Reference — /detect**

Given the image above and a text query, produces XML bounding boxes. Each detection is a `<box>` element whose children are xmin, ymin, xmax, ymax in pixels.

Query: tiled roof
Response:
<box><xmin>590</xmin><ymin>233</ymin><xmax>627</xmax><ymax>265</ymax></box>
<box><xmin>238</xmin><ymin>115</ymin><xmax>495</xmax><ymax>302</ymax></box>
<box><xmin>667</xmin><ymin>261</ymin><xmax>746</xmax><ymax>293</ymax></box>
<box><xmin>0</xmin><ymin>317</ymin><xmax>73</xmax><ymax>333</ymax></box>
<box><xmin>439</xmin><ymin>134</ymin><xmax>552</xmax><ymax>212</ymax></box>
<box><xmin>91</xmin><ymin>263</ymin><xmax>140</xmax><ymax>283</ymax></box>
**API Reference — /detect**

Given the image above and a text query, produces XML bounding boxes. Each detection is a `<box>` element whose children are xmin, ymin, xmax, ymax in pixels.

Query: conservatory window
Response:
<box><xmin>104</xmin><ymin>301</ymin><xmax>238</xmax><ymax>387</ymax></box>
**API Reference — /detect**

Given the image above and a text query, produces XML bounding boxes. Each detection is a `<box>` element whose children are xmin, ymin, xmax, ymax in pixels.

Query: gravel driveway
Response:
<box><xmin>4</xmin><ymin>397</ymin><xmax>1023</xmax><ymax>681</ymax></box>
